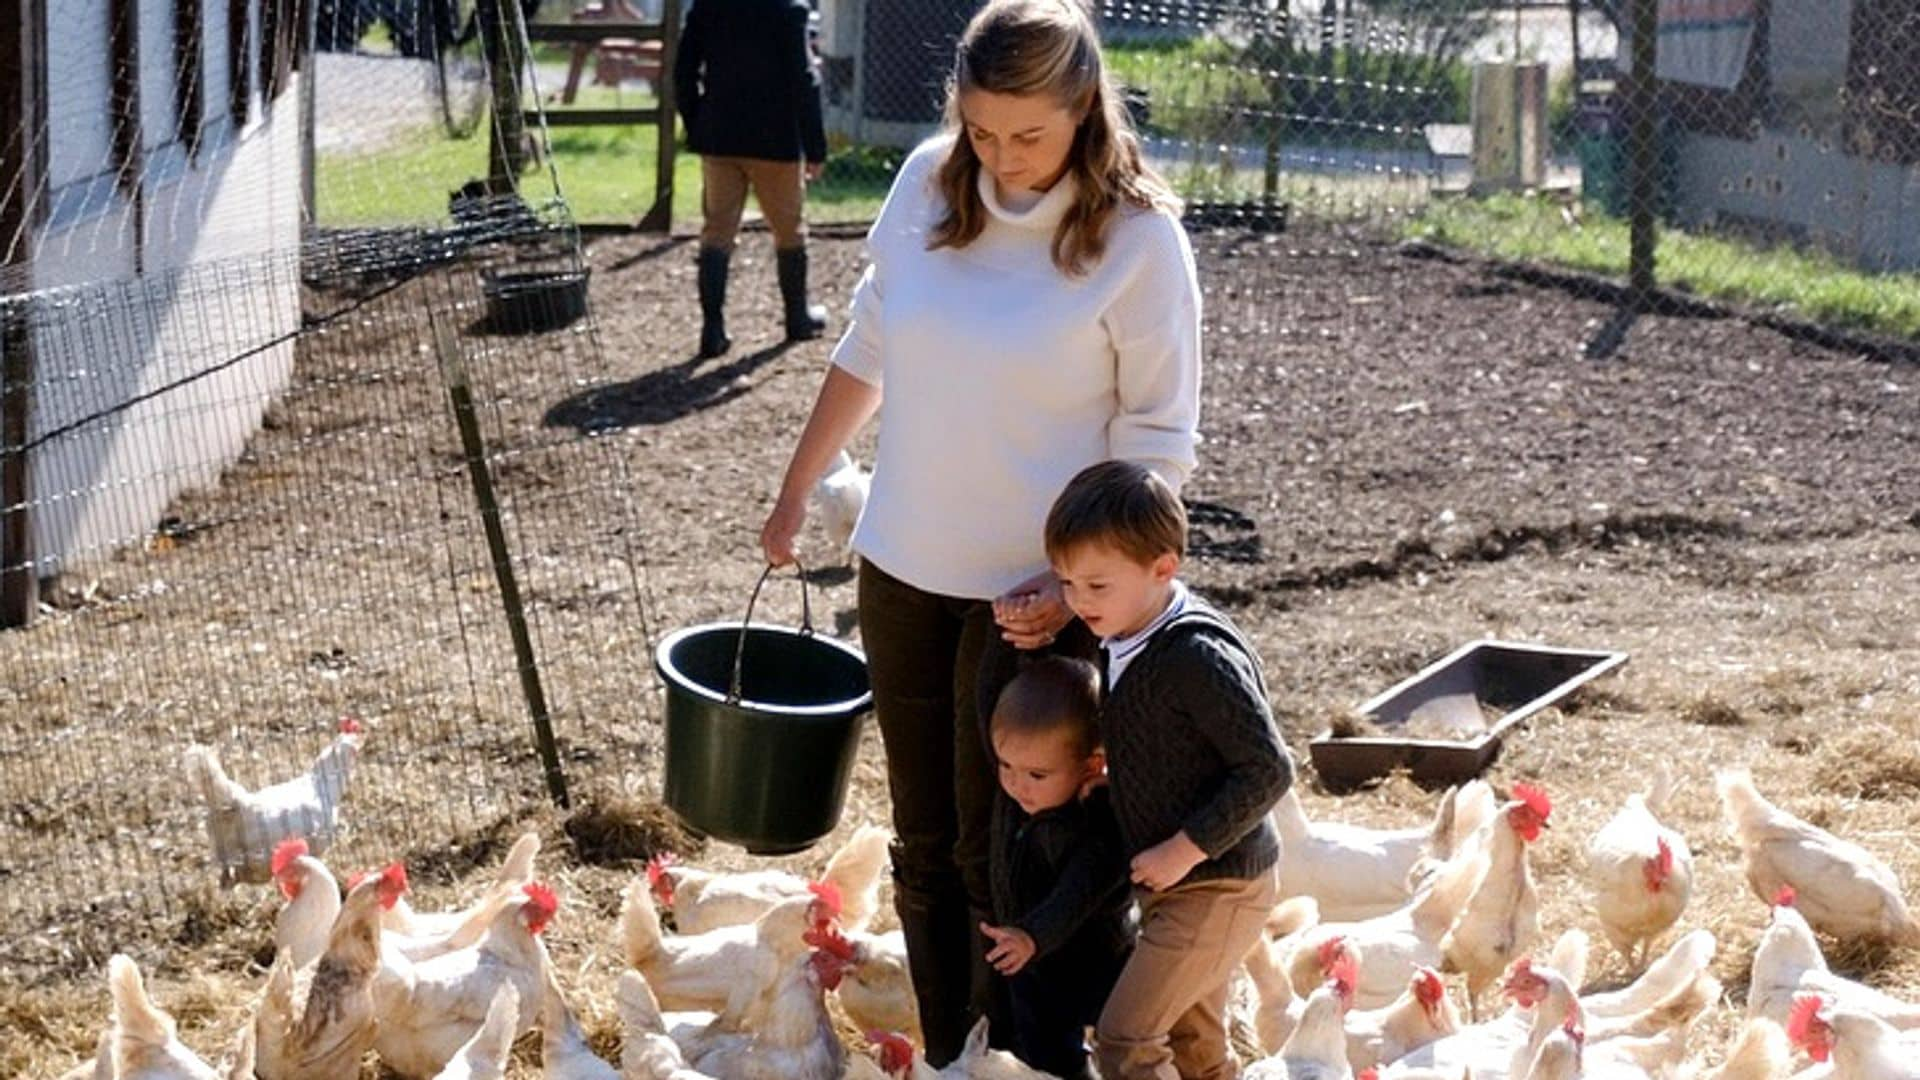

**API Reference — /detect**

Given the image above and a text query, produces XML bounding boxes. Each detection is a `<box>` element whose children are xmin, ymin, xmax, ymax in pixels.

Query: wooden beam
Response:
<box><xmin>176</xmin><ymin>0</ymin><xmax>206</xmax><ymax>156</ymax></box>
<box><xmin>533</xmin><ymin>107</ymin><xmax>663</xmax><ymax>126</ymax></box>
<box><xmin>523</xmin><ymin>23</ymin><xmax>664</xmax><ymax>44</ymax></box>
<box><xmin>641</xmin><ymin>0</ymin><xmax>680</xmax><ymax>233</ymax></box>
<box><xmin>230</xmin><ymin>0</ymin><xmax>253</xmax><ymax>127</ymax></box>
<box><xmin>1</xmin><ymin>0</ymin><xmax>44</xmax><ymax>627</ymax></box>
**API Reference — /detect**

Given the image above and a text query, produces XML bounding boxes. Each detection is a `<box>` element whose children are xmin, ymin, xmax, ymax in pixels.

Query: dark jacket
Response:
<box><xmin>989</xmin><ymin>785</ymin><xmax>1135</xmax><ymax>961</ymax></box>
<box><xmin>1099</xmin><ymin>596</ymin><xmax>1292</xmax><ymax>886</ymax></box>
<box><xmin>673</xmin><ymin>0</ymin><xmax>828</xmax><ymax>164</ymax></box>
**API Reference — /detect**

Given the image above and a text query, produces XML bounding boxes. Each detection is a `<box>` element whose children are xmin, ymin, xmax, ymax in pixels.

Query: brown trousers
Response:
<box><xmin>699</xmin><ymin>156</ymin><xmax>807</xmax><ymax>251</ymax></box>
<box><xmin>1095</xmin><ymin>868</ymin><xmax>1279</xmax><ymax>1080</ymax></box>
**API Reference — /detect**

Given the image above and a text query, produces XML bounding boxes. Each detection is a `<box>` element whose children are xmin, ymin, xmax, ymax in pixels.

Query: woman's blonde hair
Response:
<box><xmin>928</xmin><ymin>0</ymin><xmax>1179</xmax><ymax>275</ymax></box>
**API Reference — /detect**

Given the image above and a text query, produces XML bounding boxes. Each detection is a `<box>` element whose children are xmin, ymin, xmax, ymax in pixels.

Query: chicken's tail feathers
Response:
<box><xmin>823</xmin><ymin>824</ymin><xmax>892</xmax><ymax>927</ymax></box>
<box><xmin>106</xmin><ymin>955</ymin><xmax>174</xmax><ymax>1052</ymax></box>
<box><xmin>182</xmin><ymin>745</ymin><xmax>245</xmax><ymax>806</ymax></box>
<box><xmin>620</xmin><ymin>877</ymin><xmax>665</xmax><ymax>968</ymax></box>
<box><xmin>617</xmin><ymin>969</ymin><xmax>669</xmax><ymax>1036</ymax></box>
<box><xmin>1646</xmin><ymin>762</ymin><xmax>1677</xmax><ymax>817</ymax></box>
<box><xmin>496</xmin><ymin>830</ymin><xmax>541</xmax><ymax>887</ymax></box>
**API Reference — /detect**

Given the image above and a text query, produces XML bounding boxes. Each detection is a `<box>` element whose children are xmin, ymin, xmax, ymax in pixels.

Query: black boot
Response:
<box><xmin>696</xmin><ymin>246</ymin><xmax>731</xmax><ymax>358</ymax></box>
<box><xmin>776</xmin><ymin>246</ymin><xmax>828</xmax><ymax>341</ymax></box>
<box><xmin>894</xmin><ymin>871</ymin><xmax>976</xmax><ymax>1067</ymax></box>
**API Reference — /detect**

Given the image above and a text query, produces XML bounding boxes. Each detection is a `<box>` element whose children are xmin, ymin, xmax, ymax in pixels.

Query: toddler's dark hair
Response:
<box><xmin>990</xmin><ymin>655</ymin><xmax>1101</xmax><ymax>758</ymax></box>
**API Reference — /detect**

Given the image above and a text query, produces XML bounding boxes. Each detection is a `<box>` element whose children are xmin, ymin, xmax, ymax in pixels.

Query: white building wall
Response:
<box><xmin>23</xmin><ymin>0</ymin><xmax>301</xmax><ymax>576</ymax></box>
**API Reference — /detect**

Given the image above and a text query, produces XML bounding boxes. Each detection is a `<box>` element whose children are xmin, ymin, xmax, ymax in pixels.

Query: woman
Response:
<box><xmin>759</xmin><ymin>0</ymin><xmax>1201</xmax><ymax>1063</ymax></box>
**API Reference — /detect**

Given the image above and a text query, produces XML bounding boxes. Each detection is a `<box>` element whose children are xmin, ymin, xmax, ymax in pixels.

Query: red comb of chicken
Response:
<box><xmin>871</xmin><ymin>1031</ymin><xmax>917</xmax><ymax>1078</ymax></box>
<box><xmin>1774</xmin><ymin>885</ymin><xmax>1797</xmax><ymax>908</ymax></box>
<box><xmin>808</xmin><ymin>879</ymin><xmax>844</xmax><ymax>920</ymax></box>
<box><xmin>271</xmin><ymin>838</ymin><xmax>310</xmax><ymax>878</ymax></box>
<box><xmin>339</xmin><ymin>717</ymin><xmax>363</xmax><ymax>735</ymax></box>
<box><xmin>1787</xmin><ymin>994</ymin><xmax>1829</xmax><ymax>1059</ymax></box>
<box><xmin>646</xmin><ymin>854</ymin><xmax>677</xmax><ymax>904</ymax></box>
<box><xmin>1512</xmin><ymin>782</ymin><xmax>1552</xmax><ymax>820</ymax></box>
<box><xmin>1316</xmin><ymin>935</ymin><xmax>1348</xmax><ymax>974</ymax></box>
<box><xmin>1328</xmin><ymin>950</ymin><xmax>1359</xmax><ymax>993</ymax></box>
<box><xmin>804</xmin><ymin>920</ymin><xmax>858</xmax><ymax>961</ymax></box>
<box><xmin>1414</xmin><ymin>968</ymin><xmax>1445</xmax><ymax>1006</ymax></box>
<box><xmin>522</xmin><ymin>882</ymin><xmax>559</xmax><ymax>934</ymax></box>
<box><xmin>1644</xmin><ymin>837</ymin><xmax>1675</xmax><ymax>892</ymax></box>
<box><xmin>1357</xmin><ymin>1070</ymin><xmax>1378</xmax><ymax>1080</ymax></box>
<box><xmin>376</xmin><ymin>862</ymin><xmax>410</xmax><ymax>909</ymax></box>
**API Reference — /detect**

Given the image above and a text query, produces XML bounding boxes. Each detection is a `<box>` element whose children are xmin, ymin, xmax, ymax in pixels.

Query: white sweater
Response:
<box><xmin>832</xmin><ymin>135</ymin><xmax>1202</xmax><ymax>600</ymax></box>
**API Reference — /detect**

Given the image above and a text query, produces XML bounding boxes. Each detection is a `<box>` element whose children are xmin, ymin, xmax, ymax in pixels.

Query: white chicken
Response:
<box><xmin>1787</xmin><ymin>994</ymin><xmax>1920</xmax><ymax>1079</ymax></box>
<box><xmin>1248</xmin><ymin>896</ymin><xmax>1326</xmax><ymax>1050</ymax></box>
<box><xmin>1517</xmin><ymin>1021</ymin><xmax>1581</xmax><ymax>1080</ymax></box>
<box><xmin>1717</xmin><ymin>770</ymin><xmax>1920</xmax><ymax>944</ymax></box>
<box><xmin>1276</xmin><ymin>781</ymin><xmax>1497</xmax><ymax>923</ymax></box>
<box><xmin>1502</xmin><ymin>943</ymin><xmax>1717</xmax><ymax>1078</ymax></box>
<box><xmin>1586</xmin><ymin>767</ymin><xmax>1694</xmax><ymax>969</ymax></box>
<box><xmin>373</xmin><ymin>882</ymin><xmax>559</xmax><ymax>1078</ymax></box>
<box><xmin>837</xmin><ymin>928</ymin><xmax>921</xmax><ymax>1043</ymax></box>
<box><xmin>617</xmin><ymin>970</ymin><xmax>715</xmax><ymax>1080</ymax></box>
<box><xmin>621</xmin><ymin>876</ymin><xmax>838</xmax><ymax>1014</ymax></box>
<box><xmin>1247</xmin><ymin>974</ymin><xmax>1356</xmax><ymax>1080</ymax></box>
<box><xmin>76</xmin><ymin>954</ymin><xmax>252</xmax><ymax>1080</ymax></box>
<box><xmin>1286</xmin><ymin>897</ymin><xmax>1452</xmax><ymax>1012</ymax></box>
<box><xmin>649</xmin><ymin>823</ymin><xmax>890</xmax><ymax>934</ymax></box>
<box><xmin>270</xmin><ymin>838</ymin><xmax>341</xmax><ymax>970</ymax></box>
<box><xmin>812</xmin><ymin>450</ymin><xmax>870</xmax><ymax>560</ymax></box>
<box><xmin>1688</xmin><ymin>1019</ymin><xmax>1789</xmax><ymax>1080</ymax></box>
<box><xmin>183</xmin><ymin>717</ymin><xmax>364</xmax><ymax>885</ymax></box>
<box><xmin>386</xmin><ymin>831</ymin><xmax>541</xmax><ymax>940</ymax></box>
<box><xmin>538</xmin><ymin>966</ymin><xmax>620</xmax><ymax>1080</ymax></box>
<box><xmin>256</xmin><ymin>862</ymin><xmax>409</xmax><ymax>1080</ymax></box>
<box><xmin>1345</xmin><ymin>968</ymin><xmax>1461</xmax><ymax>1072</ymax></box>
<box><xmin>1440</xmin><ymin>785</ymin><xmax>1553</xmax><ymax>1012</ymax></box>
<box><xmin>1746</xmin><ymin>889</ymin><xmax>1920</xmax><ymax>1031</ymax></box>
<box><xmin>670</xmin><ymin>920</ymin><xmax>856</xmax><ymax>1080</ymax></box>
<box><xmin>433</xmin><ymin>984</ymin><xmax>519</xmax><ymax>1080</ymax></box>
<box><xmin>860</xmin><ymin>1020</ymin><xmax>1060</xmax><ymax>1080</ymax></box>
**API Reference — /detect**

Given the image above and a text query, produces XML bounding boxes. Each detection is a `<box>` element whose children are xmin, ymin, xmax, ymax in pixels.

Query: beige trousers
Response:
<box><xmin>1095</xmin><ymin>867</ymin><xmax>1279</xmax><ymax>1080</ymax></box>
<box><xmin>699</xmin><ymin>156</ymin><xmax>807</xmax><ymax>251</ymax></box>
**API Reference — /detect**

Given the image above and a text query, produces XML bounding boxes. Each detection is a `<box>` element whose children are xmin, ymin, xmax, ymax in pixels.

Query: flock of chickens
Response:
<box><xmin>56</xmin><ymin>716</ymin><xmax>1920</xmax><ymax>1079</ymax></box>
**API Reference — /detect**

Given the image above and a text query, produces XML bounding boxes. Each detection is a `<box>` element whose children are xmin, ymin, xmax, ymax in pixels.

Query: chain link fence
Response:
<box><xmin>807</xmin><ymin>0</ymin><xmax>1917</xmax><ymax>347</ymax></box>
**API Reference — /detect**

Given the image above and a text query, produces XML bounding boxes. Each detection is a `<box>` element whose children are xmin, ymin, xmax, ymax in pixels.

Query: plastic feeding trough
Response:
<box><xmin>654</xmin><ymin>565</ymin><xmax>872</xmax><ymax>854</ymax></box>
<box><xmin>1310</xmin><ymin>639</ymin><xmax>1627</xmax><ymax>792</ymax></box>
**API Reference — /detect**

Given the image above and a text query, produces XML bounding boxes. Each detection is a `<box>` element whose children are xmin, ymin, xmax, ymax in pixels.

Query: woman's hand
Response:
<box><xmin>761</xmin><ymin>492</ymin><xmax>808</xmax><ymax>567</ymax></box>
<box><xmin>991</xmin><ymin>569</ymin><xmax>1074</xmax><ymax>650</ymax></box>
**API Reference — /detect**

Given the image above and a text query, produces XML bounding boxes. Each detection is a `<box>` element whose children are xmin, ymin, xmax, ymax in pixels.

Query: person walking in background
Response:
<box><xmin>760</xmin><ymin>0</ymin><xmax>1202</xmax><ymax>1064</ymax></box>
<box><xmin>674</xmin><ymin>0</ymin><xmax>829</xmax><ymax>358</ymax></box>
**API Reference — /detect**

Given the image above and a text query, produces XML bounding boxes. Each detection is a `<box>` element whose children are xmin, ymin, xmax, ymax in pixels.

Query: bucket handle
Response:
<box><xmin>728</xmin><ymin>560</ymin><xmax>816</xmax><ymax>704</ymax></box>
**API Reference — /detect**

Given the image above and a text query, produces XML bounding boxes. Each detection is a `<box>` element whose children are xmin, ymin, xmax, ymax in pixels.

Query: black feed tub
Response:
<box><xmin>654</xmin><ymin>567</ymin><xmax>872</xmax><ymax>854</ymax></box>
<box><xmin>482</xmin><ymin>268</ymin><xmax>589</xmax><ymax>333</ymax></box>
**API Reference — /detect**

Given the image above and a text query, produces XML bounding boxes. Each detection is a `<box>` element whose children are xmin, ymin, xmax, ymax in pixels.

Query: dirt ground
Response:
<box><xmin>5</xmin><ymin>221</ymin><xmax>1919</xmax><ymax>1076</ymax></box>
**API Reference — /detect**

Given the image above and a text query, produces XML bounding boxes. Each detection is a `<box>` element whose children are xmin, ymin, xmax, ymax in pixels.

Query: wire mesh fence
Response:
<box><xmin>0</xmin><ymin>0</ymin><xmax>680</xmax><ymax>979</ymax></box>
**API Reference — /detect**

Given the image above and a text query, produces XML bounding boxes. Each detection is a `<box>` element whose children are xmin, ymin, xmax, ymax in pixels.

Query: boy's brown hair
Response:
<box><xmin>1043</xmin><ymin>459</ymin><xmax>1187</xmax><ymax>565</ymax></box>
<box><xmin>990</xmin><ymin>655</ymin><xmax>1101</xmax><ymax>759</ymax></box>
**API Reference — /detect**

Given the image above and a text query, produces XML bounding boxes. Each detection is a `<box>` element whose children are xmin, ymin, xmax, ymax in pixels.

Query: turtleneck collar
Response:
<box><xmin>977</xmin><ymin>166</ymin><xmax>1078</xmax><ymax>231</ymax></box>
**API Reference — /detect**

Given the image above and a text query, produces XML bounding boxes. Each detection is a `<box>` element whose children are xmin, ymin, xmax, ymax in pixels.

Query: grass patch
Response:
<box><xmin>1813</xmin><ymin>724</ymin><xmax>1920</xmax><ymax>801</ymax></box>
<box><xmin>1681</xmin><ymin>692</ymin><xmax>1747</xmax><ymax>728</ymax></box>
<box><xmin>1405</xmin><ymin>193</ymin><xmax>1920</xmax><ymax>340</ymax></box>
<box><xmin>318</xmin><ymin>87</ymin><xmax>892</xmax><ymax>228</ymax></box>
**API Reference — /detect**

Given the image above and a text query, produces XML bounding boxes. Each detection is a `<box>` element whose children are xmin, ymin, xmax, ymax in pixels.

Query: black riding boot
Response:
<box><xmin>894</xmin><ymin>871</ymin><xmax>976</xmax><ymax>1067</ymax></box>
<box><xmin>696</xmin><ymin>246</ymin><xmax>731</xmax><ymax>358</ymax></box>
<box><xmin>776</xmin><ymin>246</ymin><xmax>828</xmax><ymax>341</ymax></box>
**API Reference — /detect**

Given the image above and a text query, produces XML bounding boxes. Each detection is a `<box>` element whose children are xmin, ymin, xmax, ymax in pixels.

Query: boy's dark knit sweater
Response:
<box><xmin>1100</xmin><ymin>594</ymin><xmax>1292</xmax><ymax>885</ymax></box>
<box><xmin>989</xmin><ymin>785</ymin><xmax>1134</xmax><ymax>959</ymax></box>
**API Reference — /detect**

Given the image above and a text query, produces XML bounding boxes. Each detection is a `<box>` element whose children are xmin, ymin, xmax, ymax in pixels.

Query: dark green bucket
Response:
<box><xmin>655</xmin><ymin>565</ymin><xmax>872</xmax><ymax>854</ymax></box>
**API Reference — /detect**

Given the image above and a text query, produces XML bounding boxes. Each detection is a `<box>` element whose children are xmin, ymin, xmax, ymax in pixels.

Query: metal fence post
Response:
<box><xmin>1627</xmin><ymin>0</ymin><xmax>1658</xmax><ymax>305</ymax></box>
<box><xmin>432</xmin><ymin>314</ymin><xmax>571</xmax><ymax>808</ymax></box>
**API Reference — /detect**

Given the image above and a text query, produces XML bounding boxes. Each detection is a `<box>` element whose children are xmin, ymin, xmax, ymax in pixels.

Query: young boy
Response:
<box><xmin>978</xmin><ymin>656</ymin><xmax>1135</xmax><ymax>1080</ymax></box>
<box><xmin>1043</xmin><ymin>460</ymin><xmax>1294</xmax><ymax>1080</ymax></box>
